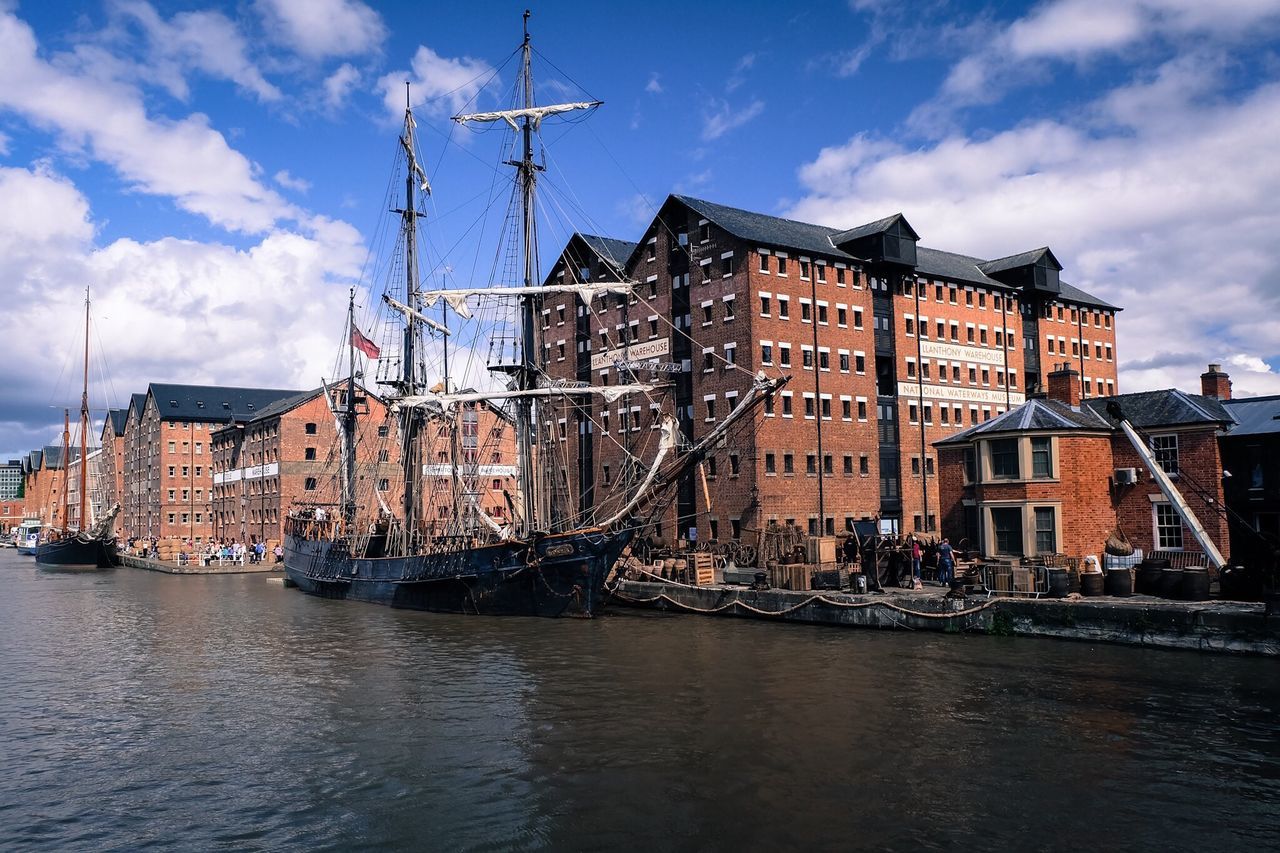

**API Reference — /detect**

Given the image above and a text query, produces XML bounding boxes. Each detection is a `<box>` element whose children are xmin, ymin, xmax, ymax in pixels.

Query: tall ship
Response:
<box><xmin>283</xmin><ymin>15</ymin><xmax>782</xmax><ymax>617</ymax></box>
<box><xmin>36</xmin><ymin>289</ymin><xmax>120</xmax><ymax>570</ymax></box>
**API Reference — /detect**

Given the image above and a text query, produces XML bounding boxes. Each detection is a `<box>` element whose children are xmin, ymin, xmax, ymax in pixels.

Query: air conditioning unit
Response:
<box><xmin>1114</xmin><ymin>467</ymin><xmax>1138</xmax><ymax>485</ymax></box>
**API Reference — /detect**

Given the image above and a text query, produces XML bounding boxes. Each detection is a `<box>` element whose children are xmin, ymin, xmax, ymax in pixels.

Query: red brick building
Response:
<box><xmin>541</xmin><ymin>195</ymin><xmax>1121</xmax><ymax>545</ymax></box>
<box><xmin>420</xmin><ymin>398</ymin><xmax>520</xmax><ymax>537</ymax></box>
<box><xmin>121</xmin><ymin>383</ymin><xmax>302</xmax><ymax>542</ymax></box>
<box><xmin>936</xmin><ymin>364</ymin><xmax>1231</xmax><ymax>561</ymax></box>
<box><xmin>210</xmin><ymin>385</ymin><xmax>402</xmax><ymax>544</ymax></box>
<box><xmin>98</xmin><ymin>408</ymin><xmax>126</xmax><ymax>512</ymax></box>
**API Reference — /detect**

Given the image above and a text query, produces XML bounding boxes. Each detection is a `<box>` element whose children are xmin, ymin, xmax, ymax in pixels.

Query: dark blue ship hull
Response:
<box><xmin>35</xmin><ymin>536</ymin><xmax>118</xmax><ymax>570</ymax></box>
<box><xmin>284</xmin><ymin>527</ymin><xmax>632</xmax><ymax>618</ymax></box>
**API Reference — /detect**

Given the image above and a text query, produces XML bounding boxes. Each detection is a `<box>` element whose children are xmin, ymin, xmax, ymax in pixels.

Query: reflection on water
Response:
<box><xmin>0</xmin><ymin>550</ymin><xmax>1277</xmax><ymax>851</ymax></box>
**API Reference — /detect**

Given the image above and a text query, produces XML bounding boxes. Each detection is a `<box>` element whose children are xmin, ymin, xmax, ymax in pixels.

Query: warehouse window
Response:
<box><xmin>1031</xmin><ymin>437</ymin><xmax>1052</xmax><ymax>478</ymax></box>
<box><xmin>1035</xmin><ymin>507</ymin><xmax>1056</xmax><ymax>554</ymax></box>
<box><xmin>989</xmin><ymin>439</ymin><xmax>1019</xmax><ymax>479</ymax></box>
<box><xmin>304</xmin><ymin>477</ymin><xmax>317</xmax><ymax>491</ymax></box>
<box><xmin>1151</xmin><ymin>434</ymin><xmax>1179</xmax><ymax>476</ymax></box>
<box><xmin>1154</xmin><ymin>502</ymin><xmax>1183</xmax><ymax>549</ymax></box>
<box><xmin>305</xmin><ymin>423</ymin><xmax>317</xmax><ymax>435</ymax></box>
<box><xmin>991</xmin><ymin>507</ymin><xmax>1023</xmax><ymax>556</ymax></box>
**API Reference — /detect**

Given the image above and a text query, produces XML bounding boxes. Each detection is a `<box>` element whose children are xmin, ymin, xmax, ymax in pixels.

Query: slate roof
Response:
<box><xmin>127</xmin><ymin>393</ymin><xmax>148</xmax><ymax>422</ymax></box>
<box><xmin>105</xmin><ymin>408</ymin><xmax>127</xmax><ymax>437</ymax></box>
<box><xmin>978</xmin><ymin>247</ymin><xmax>1061</xmax><ymax>275</ymax></box>
<box><xmin>1083</xmin><ymin>390</ymin><xmax>1233</xmax><ymax>429</ymax></box>
<box><xmin>831</xmin><ymin>213</ymin><xmax>912</xmax><ymax>244</ymax></box>
<box><xmin>147</xmin><ymin>383</ymin><xmax>304</xmax><ymax>425</ymax></box>
<box><xmin>669</xmin><ymin>194</ymin><xmax>1115</xmax><ymax>305</ymax></box>
<box><xmin>41</xmin><ymin>445</ymin><xmax>81</xmax><ymax>469</ymax></box>
<box><xmin>579</xmin><ymin>234</ymin><xmax>637</xmax><ymax>273</ymax></box>
<box><xmin>936</xmin><ymin>398</ymin><xmax>1111</xmax><ymax>445</ymax></box>
<box><xmin>1218</xmin><ymin>395</ymin><xmax>1280</xmax><ymax>437</ymax></box>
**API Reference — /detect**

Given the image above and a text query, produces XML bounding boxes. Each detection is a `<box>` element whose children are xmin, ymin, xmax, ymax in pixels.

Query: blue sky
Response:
<box><xmin>2</xmin><ymin>0</ymin><xmax>1279</xmax><ymax>460</ymax></box>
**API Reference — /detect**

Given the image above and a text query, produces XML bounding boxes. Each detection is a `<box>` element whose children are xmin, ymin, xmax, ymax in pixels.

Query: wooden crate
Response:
<box><xmin>806</xmin><ymin>537</ymin><xmax>837</xmax><ymax>564</ymax></box>
<box><xmin>771</xmin><ymin>564</ymin><xmax>810</xmax><ymax>591</ymax></box>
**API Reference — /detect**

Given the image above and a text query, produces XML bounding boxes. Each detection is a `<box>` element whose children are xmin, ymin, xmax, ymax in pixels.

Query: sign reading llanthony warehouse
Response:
<box><xmin>918</xmin><ymin>340</ymin><xmax>1007</xmax><ymax>367</ymax></box>
<box><xmin>897</xmin><ymin>382</ymin><xmax>1025</xmax><ymax>407</ymax></box>
<box><xmin>590</xmin><ymin>337</ymin><xmax>670</xmax><ymax>371</ymax></box>
<box><xmin>213</xmin><ymin>462</ymin><xmax>279</xmax><ymax>485</ymax></box>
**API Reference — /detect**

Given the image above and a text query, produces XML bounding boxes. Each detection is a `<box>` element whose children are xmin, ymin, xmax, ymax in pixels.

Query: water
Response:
<box><xmin>1</xmin><ymin>550</ymin><xmax>1277</xmax><ymax>852</ymax></box>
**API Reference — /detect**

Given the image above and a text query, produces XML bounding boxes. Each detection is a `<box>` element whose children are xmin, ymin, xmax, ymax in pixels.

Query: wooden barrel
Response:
<box><xmin>1046</xmin><ymin>568</ymin><xmax>1071</xmax><ymax>598</ymax></box>
<box><xmin>1135</xmin><ymin>562</ymin><xmax>1162</xmax><ymax>595</ymax></box>
<box><xmin>1146</xmin><ymin>557</ymin><xmax>1171</xmax><ymax>568</ymax></box>
<box><xmin>1067</xmin><ymin>569</ymin><xmax>1082</xmax><ymax>594</ymax></box>
<box><xmin>1157</xmin><ymin>567</ymin><xmax>1184</xmax><ymax>599</ymax></box>
<box><xmin>1182</xmin><ymin>566</ymin><xmax>1210</xmax><ymax>601</ymax></box>
<box><xmin>1104</xmin><ymin>568</ymin><xmax>1134</xmax><ymax>597</ymax></box>
<box><xmin>1080</xmin><ymin>572</ymin><xmax>1105</xmax><ymax>596</ymax></box>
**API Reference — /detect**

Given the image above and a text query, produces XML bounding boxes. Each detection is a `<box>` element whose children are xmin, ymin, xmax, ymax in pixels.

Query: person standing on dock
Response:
<box><xmin>910</xmin><ymin>536</ymin><xmax>923</xmax><ymax>587</ymax></box>
<box><xmin>937</xmin><ymin>538</ymin><xmax>954</xmax><ymax>586</ymax></box>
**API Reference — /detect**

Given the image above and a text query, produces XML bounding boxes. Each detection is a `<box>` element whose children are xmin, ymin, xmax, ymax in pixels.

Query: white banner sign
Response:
<box><xmin>423</xmin><ymin>464</ymin><xmax>519</xmax><ymax>477</ymax></box>
<box><xmin>898</xmin><ymin>382</ymin><xmax>1025</xmax><ymax>407</ymax></box>
<box><xmin>212</xmin><ymin>461</ymin><xmax>279</xmax><ymax>485</ymax></box>
<box><xmin>590</xmin><ymin>337</ymin><xmax>670</xmax><ymax>371</ymax></box>
<box><xmin>918</xmin><ymin>340</ymin><xmax>1007</xmax><ymax>366</ymax></box>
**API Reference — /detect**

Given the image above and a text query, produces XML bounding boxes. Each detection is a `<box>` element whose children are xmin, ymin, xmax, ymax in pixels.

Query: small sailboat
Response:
<box><xmin>36</xmin><ymin>289</ymin><xmax>119</xmax><ymax>570</ymax></box>
<box><xmin>283</xmin><ymin>14</ymin><xmax>782</xmax><ymax>616</ymax></box>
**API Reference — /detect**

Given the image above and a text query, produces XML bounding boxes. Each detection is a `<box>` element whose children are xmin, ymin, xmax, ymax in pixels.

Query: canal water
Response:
<box><xmin>1</xmin><ymin>551</ymin><xmax>1277</xmax><ymax>852</ymax></box>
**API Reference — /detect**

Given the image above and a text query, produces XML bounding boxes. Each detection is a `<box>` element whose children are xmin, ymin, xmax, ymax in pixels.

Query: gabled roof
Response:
<box><xmin>1221</xmin><ymin>395</ymin><xmax>1280</xmax><ymax>437</ymax></box>
<box><xmin>978</xmin><ymin>247</ymin><xmax>1062</xmax><ymax>275</ymax></box>
<box><xmin>146</xmin><ymin>383</ymin><xmax>303</xmax><ymax>424</ymax></box>
<box><xmin>936</xmin><ymin>398</ymin><xmax>1110</xmax><ymax>446</ymax></box>
<box><xmin>126</xmin><ymin>393</ymin><xmax>148</xmax><ymax>423</ymax></box>
<box><xmin>1083</xmin><ymin>389</ymin><xmax>1233</xmax><ymax>429</ymax></box>
<box><xmin>41</xmin><ymin>445</ymin><xmax>81</xmax><ymax>469</ymax></box>
<box><xmin>103</xmin><ymin>408</ymin><xmax>127</xmax><ymax>438</ymax></box>
<box><xmin>831</xmin><ymin>212</ymin><xmax>918</xmax><ymax>244</ymax></box>
<box><xmin>672</xmin><ymin>194</ymin><xmax>854</xmax><ymax>259</ymax></box>
<box><xmin>579</xmin><ymin>234</ymin><xmax>637</xmax><ymax>274</ymax></box>
<box><xmin>27</xmin><ymin>450</ymin><xmax>42</xmax><ymax>471</ymax></box>
<box><xmin>1056</xmin><ymin>280</ymin><xmax>1119</xmax><ymax>311</ymax></box>
<box><xmin>663</xmin><ymin>194</ymin><xmax>1116</xmax><ymax>308</ymax></box>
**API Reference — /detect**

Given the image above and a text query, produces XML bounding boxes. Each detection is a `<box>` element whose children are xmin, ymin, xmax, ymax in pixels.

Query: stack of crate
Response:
<box><xmin>691</xmin><ymin>552</ymin><xmax>715</xmax><ymax>586</ymax></box>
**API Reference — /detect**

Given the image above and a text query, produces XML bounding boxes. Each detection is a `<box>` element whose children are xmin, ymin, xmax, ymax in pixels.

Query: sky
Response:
<box><xmin>2</xmin><ymin>0</ymin><xmax>1279</xmax><ymax>460</ymax></box>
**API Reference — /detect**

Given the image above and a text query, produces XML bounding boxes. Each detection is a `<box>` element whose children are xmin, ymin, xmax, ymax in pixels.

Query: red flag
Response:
<box><xmin>351</xmin><ymin>326</ymin><xmax>380</xmax><ymax>359</ymax></box>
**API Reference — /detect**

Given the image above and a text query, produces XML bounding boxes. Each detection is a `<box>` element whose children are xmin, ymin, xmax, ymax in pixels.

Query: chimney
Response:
<box><xmin>1200</xmin><ymin>363</ymin><xmax>1231</xmax><ymax>400</ymax></box>
<box><xmin>1047</xmin><ymin>362</ymin><xmax>1082</xmax><ymax>407</ymax></box>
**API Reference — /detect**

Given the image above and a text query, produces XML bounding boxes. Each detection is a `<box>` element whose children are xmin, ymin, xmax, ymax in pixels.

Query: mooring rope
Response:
<box><xmin>612</xmin><ymin>584</ymin><xmax>999</xmax><ymax>620</ymax></box>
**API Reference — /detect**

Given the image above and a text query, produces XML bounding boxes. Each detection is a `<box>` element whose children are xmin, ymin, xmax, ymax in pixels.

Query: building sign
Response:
<box><xmin>590</xmin><ymin>337</ymin><xmax>670</xmax><ymax>371</ymax></box>
<box><xmin>613</xmin><ymin>359</ymin><xmax>684</xmax><ymax>374</ymax></box>
<box><xmin>213</xmin><ymin>461</ymin><xmax>279</xmax><ymax>485</ymax></box>
<box><xmin>897</xmin><ymin>382</ymin><xmax>1025</xmax><ymax>407</ymax></box>
<box><xmin>918</xmin><ymin>340</ymin><xmax>1007</xmax><ymax>367</ymax></box>
<box><xmin>423</xmin><ymin>464</ymin><xmax>520</xmax><ymax>477</ymax></box>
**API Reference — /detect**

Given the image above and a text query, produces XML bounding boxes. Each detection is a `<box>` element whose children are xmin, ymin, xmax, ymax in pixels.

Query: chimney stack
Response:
<box><xmin>1047</xmin><ymin>362</ymin><xmax>1082</xmax><ymax>407</ymax></box>
<box><xmin>1200</xmin><ymin>363</ymin><xmax>1231</xmax><ymax>400</ymax></box>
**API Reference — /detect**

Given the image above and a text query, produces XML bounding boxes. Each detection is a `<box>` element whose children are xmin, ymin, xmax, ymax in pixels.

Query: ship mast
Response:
<box><xmin>342</xmin><ymin>288</ymin><xmax>358</xmax><ymax>529</ymax></box>
<box><xmin>398</xmin><ymin>85</ymin><xmax>426</xmax><ymax>548</ymax></box>
<box><xmin>61</xmin><ymin>408</ymin><xmax>70</xmax><ymax>534</ymax></box>
<box><xmin>514</xmin><ymin>11</ymin><xmax>541</xmax><ymax>536</ymax></box>
<box><xmin>77</xmin><ymin>287</ymin><xmax>90</xmax><ymax>533</ymax></box>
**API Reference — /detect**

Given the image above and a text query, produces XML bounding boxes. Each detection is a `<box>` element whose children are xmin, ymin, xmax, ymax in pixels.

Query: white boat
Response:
<box><xmin>14</xmin><ymin>519</ymin><xmax>41</xmax><ymax>555</ymax></box>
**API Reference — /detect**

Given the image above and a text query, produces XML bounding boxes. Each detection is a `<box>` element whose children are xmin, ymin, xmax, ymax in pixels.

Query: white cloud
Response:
<box><xmin>644</xmin><ymin>73</ymin><xmax>662</xmax><ymax>94</ymax></box>
<box><xmin>0</xmin><ymin>10</ymin><xmax>296</xmax><ymax>233</ymax></box>
<box><xmin>114</xmin><ymin>1</ymin><xmax>282</xmax><ymax>103</ymax></box>
<box><xmin>789</xmin><ymin>66</ymin><xmax>1280</xmax><ymax>397</ymax></box>
<box><xmin>0</xmin><ymin>164</ymin><xmax>367</xmax><ymax>456</ymax></box>
<box><xmin>323</xmin><ymin>62</ymin><xmax>360</xmax><ymax>111</ymax></box>
<box><xmin>701</xmin><ymin>98</ymin><xmax>765</xmax><ymax>141</ymax></box>
<box><xmin>379</xmin><ymin>45</ymin><xmax>495</xmax><ymax>120</ymax></box>
<box><xmin>914</xmin><ymin>0</ymin><xmax>1280</xmax><ymax>128</ymax></box>
<box><xmin>274</xmin><ymin>169</ymin><xmax>311</xmax><ymax>193</ymax></box>
<box><xmin>255</xmin><ymin>0</ymin><xmax>386</xmax><ymax>59</ymax></box>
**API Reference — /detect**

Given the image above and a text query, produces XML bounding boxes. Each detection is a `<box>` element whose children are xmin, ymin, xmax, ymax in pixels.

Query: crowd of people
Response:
<box><xmin>126</xmin><ymin>536</ymin><xmax>283</xmax><ymax>565</ymax></box>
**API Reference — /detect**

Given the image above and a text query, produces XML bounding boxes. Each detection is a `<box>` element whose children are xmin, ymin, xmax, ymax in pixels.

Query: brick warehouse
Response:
<box><xmin>121</xmin><ymin>383</ymin><xmax>302</xmax><ymax>542</ymax></box>
<box><xmin>541</xmin><ymin>194</ymin><xmax>1120</xmax><ymax>543</ymax></box>
<box><xmin>935</xmin><ymin>363</ymin><xmax>1231</xmax><ymax>561</ymax></box>
<box><xmin>210</xmin><ymin>385</ymin><xmax>402</xmax><ymax>544</ymax></box>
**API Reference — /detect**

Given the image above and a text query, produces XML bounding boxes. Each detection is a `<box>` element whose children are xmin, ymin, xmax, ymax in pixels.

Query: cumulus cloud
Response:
<box><xmin>112</xmin><ymin>1</ymin><xmax>282</xmax><ymax>103</ymax></box>
<box><xmin>0</xmin><ymin>164</ymin><xmax>367</xmax><ymax>458</ymax></box>
<box><xmin>644</xmin><ymin>73</ymin><xmax>662</xmax><ymax>94</ymax></box>
<box><xmin>789</xmin><ymin>59</ymin><xmax>1280</xmax><ymax>397</ymax></box>
<box><xmin>256</xmin><ymin>0</ymin><xmax>386</xmax><ymax>59</ymax></box>
<box><xmin>273</xmin><ymin>169</ymin><xmax>311</xmax><ymax>193</ymax></box>
<box><xmin>911</xmin><ymin>0</ymin><xmax>1280</xmax><ymax>130</ymax></box>
<box><xmin>378</xmin><ymin>45</ymin><xmax>495</xmax><ymax>120</ymax></box>
<box><xmin>0</xmin><ymin>10</ymin><xmax>296</xmax><ymax>233</ymax></box>
<box><xmin>323</xmin><ymin>62</ymin><xmax>360</xmax><ymax>111</ymax></box>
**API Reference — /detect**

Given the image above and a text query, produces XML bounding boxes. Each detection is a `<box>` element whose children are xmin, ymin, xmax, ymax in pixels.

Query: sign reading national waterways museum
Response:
<box><xmin>590</xmin><ymin>337</ymin><xmax>671</xmax><ymax>371</ymax></box>
<box><xmin>897</xmin><ymin>382</ymin><xmax>1025</xmax><ymax>407</ymax></box>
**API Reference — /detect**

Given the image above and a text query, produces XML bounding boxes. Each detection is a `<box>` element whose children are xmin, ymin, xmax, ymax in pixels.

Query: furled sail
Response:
<box><xmin>453</xmin><ymin>102</ymin><xmax>602</xmax><ymax>130</ymax></box>
<box><xmin>418</xmin><ymin>282</ymin><xmax>635</xmax><ymax>319</ymax></box>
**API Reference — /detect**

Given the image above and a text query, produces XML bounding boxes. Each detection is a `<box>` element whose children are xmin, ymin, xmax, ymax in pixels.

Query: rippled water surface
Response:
<box><xmin>1</xmin><ymin>550</ymin><xmax>1277</xmax><ymax>851</ymax></box>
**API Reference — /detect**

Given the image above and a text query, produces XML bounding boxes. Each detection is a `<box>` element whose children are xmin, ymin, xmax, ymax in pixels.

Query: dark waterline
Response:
<box><xmin>1</xmin><ymin>551</ymin><xmax>1277</xmax><ymax>852</ymax></box>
